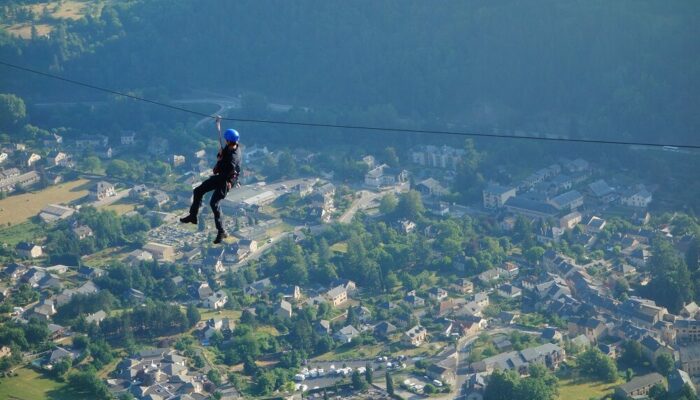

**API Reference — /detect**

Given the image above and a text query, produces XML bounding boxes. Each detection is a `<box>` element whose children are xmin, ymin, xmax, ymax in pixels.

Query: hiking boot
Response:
<box><xmin>213</xmin><ymin>231</ymin><xmax>228</xmax><ymax>244</ymax></box>
<box><xmin>180</xmin><ymin>214</ymin><xmax>197</xmax><ymax>224</ymax></box>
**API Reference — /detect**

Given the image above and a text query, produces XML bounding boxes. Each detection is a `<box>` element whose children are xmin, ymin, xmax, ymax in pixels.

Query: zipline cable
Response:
<box><xmin>2</xmin><ymin>59</ymin><xmax>700</xmax><ymax>150</ymax></box>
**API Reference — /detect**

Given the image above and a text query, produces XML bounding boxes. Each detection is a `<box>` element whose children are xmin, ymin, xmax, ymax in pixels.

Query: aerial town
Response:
<box><xmin>1</xmin><ymin>130</ymin><xmax>698</xmax><ymax>400</ymax></box>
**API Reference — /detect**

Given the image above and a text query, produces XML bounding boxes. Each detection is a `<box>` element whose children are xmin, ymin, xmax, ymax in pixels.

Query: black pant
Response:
<box><xmin>189</xmin><ymin>175</ymin><xmax>229</xmax><ymax>232</ymax></box>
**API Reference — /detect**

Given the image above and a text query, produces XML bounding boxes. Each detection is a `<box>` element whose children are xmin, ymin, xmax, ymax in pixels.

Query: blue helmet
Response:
<box><xmin>224</xmin><ymin>128</ymin><xmax>240</xmax><ymax>143</ymax></box>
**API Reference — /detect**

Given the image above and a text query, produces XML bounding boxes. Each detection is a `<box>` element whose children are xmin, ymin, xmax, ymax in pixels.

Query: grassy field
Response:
<box><xmin>0</xmin><ymin>179</ymin><xmax>90</xmax><ymax>225</ymax></box>
<box><xmin>330</xmin><ymin>242</ymin><xmax>348</xmax><ymax>253</ymax></box>
<box><xmin>557</xmin><ymin>378</ymin><xmax>621</xmax><ymax>400</ymax></box>
<box><xmin>0</xmin><ymin>221</ymin><xmax>42</xmax><ymax>247</ymax></box>
<box><xmin>199</xmin><ymin>308</ymin><xmax>242</xmax><ymax>322</ymax></box>
<box><xmin>0</xmin><ymin>366</ymin><xmax>78</xmax><ymax>400</ymax></box>
<box><xmin>104</xmin><ymin>201</ymin><xmax>136</xmax><ymax>215</ymax></box>
<box><xmin>313</xmin><ymin>343</ymin><xmax>385</xmax><ymax>361</ymax></box>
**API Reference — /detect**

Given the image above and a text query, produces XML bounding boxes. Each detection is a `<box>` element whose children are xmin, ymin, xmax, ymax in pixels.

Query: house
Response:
<box><xmin>411</xmin><ymin>145</ymin><xmax>465</xmax><ymax>170</ymax></box>
<box><xmin>46</xmin><ymin>151</ymin><xmax>68</xmax><ymax>167</ymax></box>
<box><xmin>90</xmin><ymin>181</ymin><xmax>116</xmax><ymax>201</ymax></box>
<box><xmin>427</xmin><ymin>355</ymin><xmax>457</xmax><ymax>386</ymax></box>
<box><xmin>197</xmin><ymin>283</ymin><xmax>214</xmax><ymax>300</ymax></box>
<box><xmin>48</xmin><ymin>347</ymin><xmax>75</xmax><ymax>366</ymax></box>
<box><xmin>244</xmin><ymin>278</ymin><xmax>272</xmax><ymax>296</ymax></box>
<box><xmin>395</xmin><ymin>219</ymin><xmax>416</xmax><ymax>234</ymax></box>
<box><xmin>72</xmin><ymin>225</ymin><xmax>93</xmax><ymax>240</ymax></box>
<box><xmin>416</xmin><ymin>178</ymin><xmax>448</xmax><ymax>198</ymax></box>
<box><xmin>334</xmin><ymin>325</ymin><xmax>360</xmax><ymax>343</ymax></box>
<box><xmin>143</xmin><ymin>242</ymin><xmax>175</xmax><ymax>262</ymax></box>
<box><xmin>497</xmin><ymin>284</ymin><xmax>522</xmax><ymax>298</ymax></box>
<box><xmin>429</xmin><ymin>287</ymin><xmax>448</xmax><ymax>301</ymax></box>
<box><xmin>402</xmin><ymin>325</ymin><xmax>428</xmax><ymax>347</ymax></box>
<box><xmin>276</xmin><ymin>300</ymin><xmax>293</xmax><ymax>319</ymax></box>
<box><xmin>614</xmin><ymin>373</ymin><xmax>664</xmax><ymax>399</ymax></box>
<box><xmin>679</xmin><ymin>343</ymin><xmax>700</xmax><ymax>376</ymax></box>
<box><xmin>473</xmin><ymin>292</ymin><xmax>490</xmax><ymax>308</ymax></box>
<box><xmin>483</xmin><ymin>183</ymin><xmax>517</xmax><ymax>209</ymax></box>
<box><xmin>86</xmin><ymin>310</ymin><xmax>107</xmax><ymax>326</ymax></box>
<box><xmin>237</xmin><ymin>239</ymin><xmax>258</xmax><ymax>253</ymax></box>
<box><xmin>567</xmin><ymin>317</ymin><xmax>607</xmax><ymax>344</ymax></box>
<box><xmin>549</xmin><ymin>190</ymin><xmax>584</xmax><ymax>211</ymax></box>
<box><xmin>478</xmin><ymin>268</ymin><xmax>501</xmax><ymax>284</ymax></box>
<box><xmin>0</xmin><ymin>346</ymin><xmax>12</xmax><ymax>359</ymax></box>
<box><xmin>587</xmin><ymin>179</ymin><xmax>614</xmax><ymax>200</ymax></box>
<box><xmin>504</xmin><ymin>197</ymin><xmax>558</xmax><ymax>219</ymax></box>
<box><xmin>541</xmin><ymin>327</ymin><xmax>562</xmax><ymax>342</ymax></box>
<box><xmin>125</xmin><ymin>249</ymin><xmax>154</xmax><ymax>266</ymax></box>
<box><xmin>680</xmin><ymin>302</ymin><xmax>700</xmax><ymax>319</ymax></box>
<box><xmin>473</xmin><ymin>343</ymin><xmax>565</xmax><ymax>374</ymax></box>
<box><xmin>640</xmin><ymin>336</ymin><xmax>674</xmax><ymax>365</ymax></box>
<box><xmin>404</xmin><ymin>293</ymin><xmax>425</xmax><ymax>308</ymax></box>
<box><xmin>364</xmin><ymin>164</ymin><xmax>409</xmax><ymax>187</ymax></box>
<box><xmin>27</xmin><ymin>153</ymin><xmax>41</xmax><ymax>167</ymax></box>
<box><xmin>326</xmin><ymin>285</ymin><xmax>348</xmax><ymax>307</ymax></box>
<box><xmin>3</xmin><ymin>263</ymin><xmax>28</xmax><ymax>281</ymax></box>
<box><xmin>673</xmin><ymin>319</ymin><xmax>700</xmax><ymax>343</ymax></box>
<box><xmin>33</xmin><ymin>299</ymin><xmax>56</xmax><ymax>320</ymax></box>
<box><xmin>22</xmin><ymin>267</ymin><xmax>47</xmax><ymax>287</ymax></box>
<box><xmin>78</xmin><ymin>266</ymin><xmax>104</xmax><ymax>279</ymax></box>
<box><xmin>121</xmin><ymin>131</ymin><xmax>136</xmax><ymax>145</ymax></box>
<box><xmin>621</xmin><ymin>186</ymin><xmax>652</xmax><ymax>208</ymax></box>
<box><xmin>315</xmin><ymin>320</ymin><xmax>331</xmax><ymax>335</ymax></box>
<box><xmin>16</xmin><ymin>242</ymin><xmax>42</xmax><ymax>258</ymax></box>
<box><xmin>373</xmin><ymin>321</ymin><xmax>397</xmax><ymax>339</ymax></box>
<box><xmin>204</xmin><ymin>290</ymin><xmax>228</xmax><ymax>310</ymax></box>
<box><xmin>293</xmin><ymin>182</ymin><xmax>313</xmax><ymax>198</ymax></box>
<box><xmin>502</xmin><ymin>262</ymin><xmax>519</xmax><ymax>277</ymax></box>
<box><xmin>172</xmin><ymin>154</ymin><xmax>186</xmax><ymax>167</ymax></box>
<box><xmin>668</xmin><ymin>369</ymin><xmax>695</xmax><ymax>395</ymax></box>
<box><xmin>586</xmin><ymin>216</ymin><xmax>607</xmax><ymax>233</ymax></box>
<box><xmin>455</xmin><ymin>278</ymin><xmax>474</xmax><ymax>294</ymax></box>
<box><xmin>559</xmin><ymin>212</ymin><xmax>582</xmax><ymax>230</ymax></box>
<box><xmin>619</xmin><ymin>297</ymin><xmax>668</xmax><ymax>328</ymax></box>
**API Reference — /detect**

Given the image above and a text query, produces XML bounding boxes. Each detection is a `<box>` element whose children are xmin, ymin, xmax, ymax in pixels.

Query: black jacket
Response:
<box><xmin>214</xmin><ymin>145</ymin><xmax>241</xmax><ymax>184</ymax></box>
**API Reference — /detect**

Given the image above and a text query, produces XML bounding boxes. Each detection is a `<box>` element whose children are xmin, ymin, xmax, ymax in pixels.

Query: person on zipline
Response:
<box><xmin>180</xmin><ymin>116</ymin><xmax>241</xmax><ymax>244</ymax></box>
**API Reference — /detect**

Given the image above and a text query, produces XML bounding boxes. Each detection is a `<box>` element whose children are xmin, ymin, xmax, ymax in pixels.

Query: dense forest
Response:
<box><xmin>1</xmin><ymin>1</ymin><xmax>699</xmax><ymax>144</ymax></box>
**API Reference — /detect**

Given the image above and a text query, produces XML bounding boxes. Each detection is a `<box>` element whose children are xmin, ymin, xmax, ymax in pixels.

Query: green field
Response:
<box><xmin>557</xmin><ymin>378</ymin><xmax>621</xmax><ymax>400</ymax></box>
<box><xmin>0</xmin><ymin>221</ymin><xmax>42</xmax><ymax>247</ymax></box>
<box><xmin>0</xmin><ymin>367</ymin><xmax>77</xmax><ymax>400</ymax></box>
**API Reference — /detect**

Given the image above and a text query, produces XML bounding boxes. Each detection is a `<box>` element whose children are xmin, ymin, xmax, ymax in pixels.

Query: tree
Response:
<box><xmin>352</xmin><ymin>370</ymin><xmax>368</xmax><ymax>391</ymax></box>
<box><xmin>382</xmin><ymin>147</ymin><xmax>399</xmax><ymax>167</ymax></box>
<box><xmin>577</xmin><ymin>348</ymin><xmax>618</xmax><ymax>383</ymax></box>
<box><xmin>0</xmin><ymin>93</ymin><xmax>27</xmax><ymax>129</ymax></box>
<box><xmin>379</xmin><ymin>193</ymin><xmax>398</xmax><ymax>215</ymax></box>
<box><xmin>386</xmin><ymin>371</ymin><xmax>394</xmax><ymax>395</ymax></box>
<box><xmin>67</xmin><ymin>369</ymin><xmax>111</xmax><ymax>399</ymax></box>
<box><xmin>525</xmin><ymin>246</ymin><xmax>546</xmax><ymax>265</ymax></box>
<box><xmin>656</xmin><ymin>353</ymin><xmax>675</xmax><ymax>376</ymax></box>
<box><xmin>364</xmin><ymin>362</ymin><xmax>372</xmax><ymax>384</ymax></box>
<box><xmin>208</xmin><ymin>369</ymin><xmax>223</xmax><ymax>386</ymax></box>
<box><xmin>106</xmin><ymin>159</ymin><xmax>133</xmax><ymax>180</ymax></box>
<box><xmin>82</xmin><ymin>156</ymin><xmax>102</xmax><ymax>174</ymax></box>
<box><xmin>396</xmin><ymin>190</ymin><xmax>424</xmax><ymax>220</ymax></box>
<box><xmin>484</xmin><ymin>369</ymin><xmax>519</xmax><ymax>400</ymax></box>
<box><xmin>620</xmin><ymin>340</ymin><xmax>643</xmax><ymax>366</ymax></box>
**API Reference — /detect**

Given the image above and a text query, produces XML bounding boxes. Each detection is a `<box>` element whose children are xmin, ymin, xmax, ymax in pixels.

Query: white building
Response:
<box><xmin>483</xmin><ymin>183</ymin><xmax>517</xmax><ymax>209</ymax></box>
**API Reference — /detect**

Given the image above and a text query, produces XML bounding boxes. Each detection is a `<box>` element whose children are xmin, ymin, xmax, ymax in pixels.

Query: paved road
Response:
<box><xmin>338</xmin><ymin>190</ymin><xmax>382</xmax><ymax>224</ymax></box>
<box><xmin>90</xmin><ymin>189</ymin><xmax>130</xmax><ymax>208</ymax></box>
